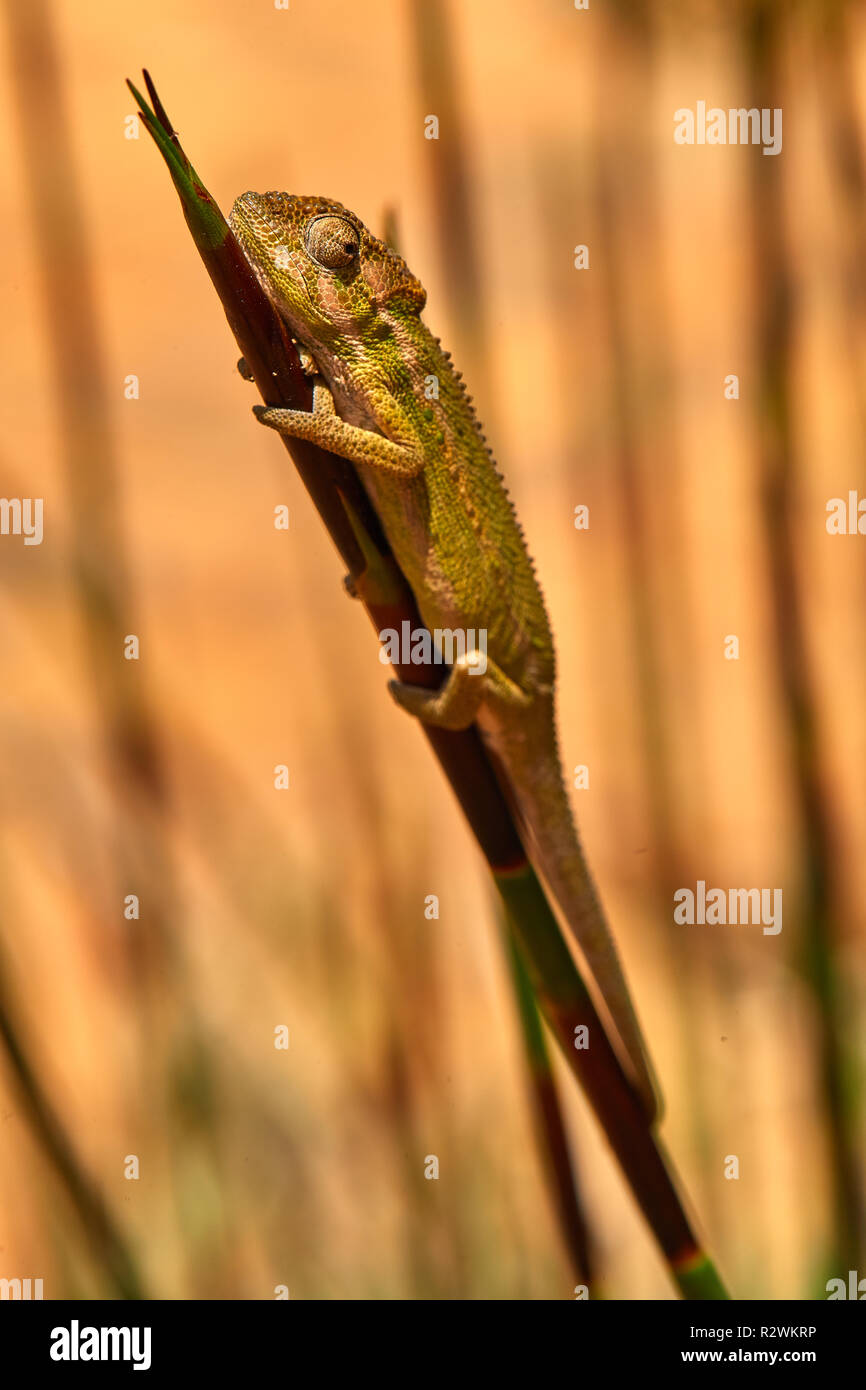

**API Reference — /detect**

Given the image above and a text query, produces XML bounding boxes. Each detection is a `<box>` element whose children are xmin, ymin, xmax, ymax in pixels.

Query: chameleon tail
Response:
<box><xmin>491</xmin><ymin>700</ymin><xmax>662</xmax><ymax>1123</ymax></box>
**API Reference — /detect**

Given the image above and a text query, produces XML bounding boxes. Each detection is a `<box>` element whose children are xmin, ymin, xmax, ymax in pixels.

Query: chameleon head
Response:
<box><xmin>229</xmin><ymin>191</ymin><xmax>427</xmax><ymax>349</ymax></box>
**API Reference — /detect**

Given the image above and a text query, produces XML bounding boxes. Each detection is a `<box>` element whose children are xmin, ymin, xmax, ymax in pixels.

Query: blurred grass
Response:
<box><xmin>0</xmin><ymin>0</ymin><xmax>863</xmax><ymax>1297</ymax></box>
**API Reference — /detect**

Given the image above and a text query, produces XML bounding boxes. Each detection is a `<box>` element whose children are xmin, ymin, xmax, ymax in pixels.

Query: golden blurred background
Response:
<box><xmin>0</xmin><ymin>0</ymin><xmax>864</xmax><ymax>1298</ymax></box>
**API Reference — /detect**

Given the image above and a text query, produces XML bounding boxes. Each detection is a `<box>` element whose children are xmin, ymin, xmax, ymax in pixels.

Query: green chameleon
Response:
<box><xmin>230</xmin><ymin>190</ymin><xmax>659</xmax><ymax>1119</ymax></box>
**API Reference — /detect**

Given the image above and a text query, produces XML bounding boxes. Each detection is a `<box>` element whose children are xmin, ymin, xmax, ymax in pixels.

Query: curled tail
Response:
<box><xmin>491</xmin><ymin>699</ymin><xmax>661</xmax><ymax>1121</ymax></box>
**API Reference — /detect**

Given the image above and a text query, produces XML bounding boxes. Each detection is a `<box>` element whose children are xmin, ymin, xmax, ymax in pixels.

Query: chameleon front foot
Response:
<box><xmin>238</xmin><ymin>349</ymin><xmax>317</xmax><ymax>382</ymax></box>
<box><xmin>296</xmin><ymin>345</ymin><xmax>319</xmax><ymax>376</ymax></box>
<box><xmin>252</xmin><ymin>389</ymin><xmax>424</xmax><ymax>477</ymax></box>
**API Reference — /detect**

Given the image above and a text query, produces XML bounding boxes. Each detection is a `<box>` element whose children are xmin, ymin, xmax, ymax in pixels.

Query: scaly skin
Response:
<box><xmin>230</xmin><ymin>190</ymin><xmax>659</xmax><ymax>1118</ymax></box>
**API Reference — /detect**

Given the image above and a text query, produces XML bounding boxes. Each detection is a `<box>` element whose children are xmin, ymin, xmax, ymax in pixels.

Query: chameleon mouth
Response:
<box><xmin>230</xmin><ymin>190</ymin><xmax>298</xmax><ymax>246</ymax></box>
<box><xmin>229</xmin><ymin>195</ymin><xmax>311</xmax><ymax>311</ymax></box>
<box><xmin>228</xmin><ymin>192</ymin><xmax>266</xmax><ymax>247</ymax></box>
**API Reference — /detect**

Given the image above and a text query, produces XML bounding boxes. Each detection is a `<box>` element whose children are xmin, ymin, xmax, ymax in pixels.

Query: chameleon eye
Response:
<box><xmin>305</xmin><ymin>216</ymin><xmax>360</xmax><ymax>269</ymax></box>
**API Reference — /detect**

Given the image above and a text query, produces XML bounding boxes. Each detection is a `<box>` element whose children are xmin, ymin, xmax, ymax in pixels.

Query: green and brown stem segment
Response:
<box><xmin>504</xmin><ymin>921</ymin><xmax>595</xmax><ymax>1291</ymax></box>
<box><xmin>128</xmin><ymin>71</ymin><xmax>727</xmax><ymax>1299</ymax></box>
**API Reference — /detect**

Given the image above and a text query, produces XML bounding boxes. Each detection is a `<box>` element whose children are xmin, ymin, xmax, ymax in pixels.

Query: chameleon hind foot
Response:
<box><xmin>388</xmin><ymin>653</ymin><xmax>529</xmax><ymax>731</ymax></box>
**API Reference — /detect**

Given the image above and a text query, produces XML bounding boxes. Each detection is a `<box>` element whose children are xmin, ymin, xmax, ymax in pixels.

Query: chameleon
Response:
<box><xmin>229</xmin><ymin>190</ymin><xmax>659</xmax><ymax>1119</ymax></box>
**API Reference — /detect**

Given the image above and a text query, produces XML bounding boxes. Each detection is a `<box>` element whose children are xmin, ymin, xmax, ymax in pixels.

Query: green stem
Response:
<box><xmin>504</xmin><ymin>921</ymin><xmax>596</xmax><ymax>1291</ymax></box>
<box><xmin>495</xmin><ymin>864</ymin><xmax>728</xmax><ymax>1298</ymax></box>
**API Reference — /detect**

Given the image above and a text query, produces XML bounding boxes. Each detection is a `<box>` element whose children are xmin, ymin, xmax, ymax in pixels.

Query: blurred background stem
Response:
<box><xmin>4</xmin><ymin>0</ymin><xmax>234</xmax><ymax>1295</ymax></box>
<box><xmin>0</xmin><ymin>944</ymin><xmax>144</xmax><ymax>1298</ymax></box>
<box><xmin>746</xmin><ymin>0</ymin><xmax>864</xmax><ymax>1277</ymax></box>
